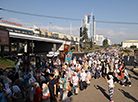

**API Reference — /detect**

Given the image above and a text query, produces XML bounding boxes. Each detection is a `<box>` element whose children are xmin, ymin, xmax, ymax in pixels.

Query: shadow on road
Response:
<box><xmin>118</xmin><ymin>88</ymin><xmax>138</xmax><ymax>102</ymax></box>
<box><xmin>131</xmin><ymin>75</ymin><xmax>138</xmax><ymax>80</ymax></box>
<box><xmin>94</xmin><ymin>85</ymin><xmax>110</xmax><ymax>100</ymax></box>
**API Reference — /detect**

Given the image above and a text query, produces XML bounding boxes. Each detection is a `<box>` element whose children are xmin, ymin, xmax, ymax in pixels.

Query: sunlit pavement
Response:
<box><xmin>72</xmin><ymin>65</ymin><xmax>138</xmax><ymax>102</ymax></box>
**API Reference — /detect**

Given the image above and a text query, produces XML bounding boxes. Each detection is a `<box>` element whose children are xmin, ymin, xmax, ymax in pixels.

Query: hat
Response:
<box><xmin>109</xmin><ymin>75</ymin><xmax>113</xmax><ymax>79</ymax></box>
<box><xmin>40</xmin><ymin>76</ymin><xmax>45</xmax><ymax>81</ymax></box>
<box><xmin>74</xmin><ymin>72</ymin><xmax>77</xmax><ymax>75</ymax></box>
<box><xmin>76</xmin><ymin>69</ymin><xmax>79</xmax><ymax>72</ymax></box>
<box><xmin>86</xmin><ymin>69</ymin><xmax>89</xmax><ymax>72</ymax></box>
<box><xmin>117</xmin><ymin>69</ymin><xmax>120</xmax><ymax>73</ymax></box>
<box><xmin>82</xmin><ymin>69</ymin><xmax>85</xmax><ymax>72</ymax></box>
<box><xmin>5</xmin><ymin>69</ymin><xmax>9</xmax><ymax>72</ymax></box>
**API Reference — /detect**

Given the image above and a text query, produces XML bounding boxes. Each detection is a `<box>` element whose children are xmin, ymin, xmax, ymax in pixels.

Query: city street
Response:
<box><xmin>72</xmin><ymin>65</ymin><xmax>138</xmax><ymax>102</ymax></box>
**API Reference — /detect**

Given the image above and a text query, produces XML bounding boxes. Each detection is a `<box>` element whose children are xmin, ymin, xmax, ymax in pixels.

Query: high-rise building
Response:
<box><xmin>81</xmin><ymin>12</ymin><xmax>96</xmax><ymax>40</ymax></box>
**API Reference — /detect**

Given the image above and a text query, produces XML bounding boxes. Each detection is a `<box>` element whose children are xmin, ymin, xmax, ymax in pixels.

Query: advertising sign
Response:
<box><xmin>0</xmin><ymin>29</ymin><xmax>9</xmax><ymax>45</ymax></box>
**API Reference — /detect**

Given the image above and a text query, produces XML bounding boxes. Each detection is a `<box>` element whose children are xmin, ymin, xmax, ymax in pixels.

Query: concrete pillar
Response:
<box><xmin>24</xmin><ymin>40</ymin><xmax>28</xmax><ymax>53</ymax></box>
<box><xmin>9</xmin><ymin>39</ymin><xmax>11</xmax><ymax>55</ymax></box>
<box><xmin>17</xmin><ymin>40</ymin><xmax>19</xmax><ymax>53</ymax></box>
<box><xmin>1</xmin><ymin>46</ymin><xmax>4</xmax><ymax>58</ymax></box>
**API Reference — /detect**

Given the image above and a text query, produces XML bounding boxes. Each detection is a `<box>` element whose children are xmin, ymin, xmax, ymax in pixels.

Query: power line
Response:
<box><xmin>0</xmin><ymin>8</ymin><xmax>81</xmax><ymax>21</ymax></box>
<box><xmin>1</xmin><ymin>8</ymin><xmax>138</xmax><ymax>25</ymax></box>
<box><xmin>96</xmin><ymin>21</ymin><xmax>138</xmax><ymax>25</ymax></box>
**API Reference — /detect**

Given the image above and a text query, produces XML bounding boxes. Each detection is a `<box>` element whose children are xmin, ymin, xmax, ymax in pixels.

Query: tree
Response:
<box><xmin>80</xmin><ymin>26</ymin><xmax>88</xmax><ymax>51</ymax></box>
<box><xmin>130</xmin><ymin>45</ymin><xmax>137</xmax><ymax>49</ymax></box>
<box><xmin>103</xmin><ymin>38</ymin><xmax>108</xmax><ymax>47</ymax></box>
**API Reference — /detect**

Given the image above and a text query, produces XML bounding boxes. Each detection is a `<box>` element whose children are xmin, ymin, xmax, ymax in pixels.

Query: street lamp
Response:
<box><xmin>67</xmin><ymin>20</ymin><xmax>72</xmax><ymax>35</ymax></box>
<box><xmin>49</xmin><ymin>22</ymin><xmax>52</xmax><ymax>36</ymax></box>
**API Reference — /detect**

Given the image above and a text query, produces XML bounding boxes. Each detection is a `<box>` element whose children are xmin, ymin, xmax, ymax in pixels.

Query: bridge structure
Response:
<box><xmin>0</xmin><ymin>21</ymin><xmax>69</xmax><ymax>57</ymax></box>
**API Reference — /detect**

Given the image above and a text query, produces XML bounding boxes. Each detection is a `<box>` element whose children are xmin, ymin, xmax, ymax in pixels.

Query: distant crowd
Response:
<box><xmin>0</xmin><ymin>47</ymin><xmax>132</xmax><ymax>102</ymax></box>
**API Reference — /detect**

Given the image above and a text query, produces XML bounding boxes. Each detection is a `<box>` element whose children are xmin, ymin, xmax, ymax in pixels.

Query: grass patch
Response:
<box><xmin>119</xmin><ymin>49</ymin><xmax>131</xmax><ymax>53</ymax></box>
<box><xmin>0</xmin><ymin>57</ymin><xmax>15</xmax><ymax>69</ymax></box>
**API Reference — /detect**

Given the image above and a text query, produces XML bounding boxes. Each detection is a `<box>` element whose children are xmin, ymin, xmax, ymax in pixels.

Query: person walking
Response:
<box><xmin>105</xmin><ymin>74</ymin><xmax>114</xmax><ymax>102</ymax></box>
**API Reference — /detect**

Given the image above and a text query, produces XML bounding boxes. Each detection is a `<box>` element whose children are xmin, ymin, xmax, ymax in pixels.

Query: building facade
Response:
<box><xmin>81</xmin><ymin>12</ymin><xmax>96</xmax><ymax>40</ymax></box>
<box><xmin>122</xmin><ymin>40</ymin><xmax>138</xmax><ymax>48</ymax></box>
<box><xmin>41</xmin><ymin>30</ymin><xmax>80</xmax><ymax>42</ymax></box>
<box><xmin>95</xmin><ymin>34</ymin><xmax>105</xmax><ymax>46</ymax></box>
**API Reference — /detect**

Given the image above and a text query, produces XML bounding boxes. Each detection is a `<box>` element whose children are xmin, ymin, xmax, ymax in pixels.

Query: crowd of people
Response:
<box><xmin>0</xmin><ymin>47</ymin><xmax>132</xmax><ymax>102</ymax></box>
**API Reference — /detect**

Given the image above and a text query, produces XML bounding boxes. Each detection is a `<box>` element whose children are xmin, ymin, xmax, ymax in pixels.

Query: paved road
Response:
<box><xmin>71</xmin><ymin>65</ymin><xmax>138</xmax><ymax>102</ymax></box>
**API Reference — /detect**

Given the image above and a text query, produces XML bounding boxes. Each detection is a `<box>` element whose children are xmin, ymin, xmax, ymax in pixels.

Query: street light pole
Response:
<box><xmin>49</xmin><ymin>22</ymin><xmax>52</xmax><ymax>36</ymax></box>
<box><xmin>70</xmin><ymin>23</ymin><xmax>72</xmax><ymax>35</ymax></box>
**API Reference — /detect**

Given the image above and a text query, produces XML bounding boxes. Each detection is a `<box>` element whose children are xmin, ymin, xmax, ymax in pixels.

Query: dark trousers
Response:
<box><xmin>60</xmin><ymin>89</ymin><xmax>64</xmax><ymax>100</ymax></box>
<box><xmin>49</xmin><ymin>88</ymin><xmax>57</xmax><ymax>102</ymax></box>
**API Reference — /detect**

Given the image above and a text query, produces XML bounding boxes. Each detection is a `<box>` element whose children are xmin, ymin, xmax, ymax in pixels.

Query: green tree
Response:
<box><xmin>130</xmin><ymin>45</ymin><xmax>137</xmax><ymax>49</ymax></box>
<box><xmin>103</xmin><ymin>38</ymin><xmax>108</xmax><ymax>47</ymax></box>
<box><xmin>80</xmin><ymin>26</ymin><xmax>88</xmax><ymax>51</ymax></box>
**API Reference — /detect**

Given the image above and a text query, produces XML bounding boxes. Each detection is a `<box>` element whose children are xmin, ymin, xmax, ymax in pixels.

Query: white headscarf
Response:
<box><xmin>42</xmin><ymin>83</ymin><xmax>49</xmax><ymax>96</ymax></box>
<box><xmin>12</xmin><ymin>85</ymin><xmax>21</xmax><ymax>94</ymax></box>
<box><xmin>4</xmin><ymin>83</ymin><xmax>12</xmax><ymax>98</ymax></box>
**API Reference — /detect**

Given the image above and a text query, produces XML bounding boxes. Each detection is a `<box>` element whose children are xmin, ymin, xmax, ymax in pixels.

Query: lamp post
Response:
<box><xmin>49</xmin><ymin>22</ymin><xmax>52</xmax><ymax>36</ymax></box>
<box><xmin>67</xmin><ymin>20</ymin><xmax>72</xmax><ymax>36</ymax></box>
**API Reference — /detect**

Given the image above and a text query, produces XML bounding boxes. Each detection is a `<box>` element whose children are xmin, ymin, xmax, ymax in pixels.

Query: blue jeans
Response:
<box><xmin>72</xmin><ymin>86</ymin><xmax>77</xmax><ymax>95</ymax></box>
<box><xmin>60</xmin><ymin>89</ymin><xmax>64</xmax><ymax>100</ymax></box>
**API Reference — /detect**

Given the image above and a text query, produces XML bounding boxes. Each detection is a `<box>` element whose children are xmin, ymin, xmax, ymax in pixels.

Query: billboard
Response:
<box><xmin>0</xmin><ymin>29</ymin><xmax>9</xmax><ymax>45</ymax></box>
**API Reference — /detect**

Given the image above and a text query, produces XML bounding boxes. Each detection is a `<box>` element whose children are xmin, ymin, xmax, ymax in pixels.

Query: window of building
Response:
<box><xmin>4</xmin><ymin>46</ymin><xmax>9</xmax><ymax>51</ymax></box>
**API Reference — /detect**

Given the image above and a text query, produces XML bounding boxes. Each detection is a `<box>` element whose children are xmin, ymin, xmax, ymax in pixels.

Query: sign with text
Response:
<box><xmin>0</xmin><ymin>29</ymin><xmax>9</xmax><ymax>45</ymax></box>
<box><xmin>1</xmin><ymin>20</ymin><xmax>22</xmax><ymax>26</ymax></box>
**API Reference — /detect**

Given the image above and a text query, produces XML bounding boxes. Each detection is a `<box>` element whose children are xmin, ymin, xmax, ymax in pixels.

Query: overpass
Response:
<box><xmin>6</xmin><ymin>32</ymin><xmax>65</xmax><ymax>56</ymax></box>
<box><xmin>1</xmin><ymin>31</ymin><xmax>66</xmax><ymax>56</ymax></box>
<box><xmin>0</xmin><ymin>21</ymin><xmax>79</xmax><ymax>57</ymax></box>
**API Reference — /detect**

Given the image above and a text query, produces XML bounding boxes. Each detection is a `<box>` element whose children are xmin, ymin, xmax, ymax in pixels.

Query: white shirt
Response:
<box><xmin>72</xmin><ymin>76</ymin><xmax>78</xmax><ymax>86</ymax></box>
<box><xmin>108</xmin><ymin>79</ymin><xmax>114</xmax><ymax>88</ymax></box>
<box><xmin>76</xmin><ymin>64</ymin><xmax>81</xmax><ymax>70</ymax></box>
<box><xmin>73</xmin><ymin>59</ymin><xmax>76</xmax><ymax>65</ymax></box>
<box><xmin>80</xmin><ymin>72</ymin><xmax>86</xmax><ymax>82</ymax></box>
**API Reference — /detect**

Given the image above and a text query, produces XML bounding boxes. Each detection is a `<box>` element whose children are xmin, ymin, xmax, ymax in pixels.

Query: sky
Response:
<box><xmin>1</xmin><ymin>0</ymin><xmax>138</xmax><ymax>44</ymax></box>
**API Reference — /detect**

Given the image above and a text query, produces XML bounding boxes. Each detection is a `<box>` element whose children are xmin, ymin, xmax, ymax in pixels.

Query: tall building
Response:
<box><xmin>95</xmin><ymin>34</ymin><xmax>105</xmax><ymax>46</ymax></box>
<box><xmin>81</xmin><ymin>12</ymin><xmax>96</xmax><ymax>40</ymax></box>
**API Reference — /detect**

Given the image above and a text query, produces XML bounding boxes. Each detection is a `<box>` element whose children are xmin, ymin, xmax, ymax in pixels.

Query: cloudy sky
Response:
<box><xmin>1</xmin><ymin>0</ymin><xmax>138</xmax><ymax>44</ymax></box>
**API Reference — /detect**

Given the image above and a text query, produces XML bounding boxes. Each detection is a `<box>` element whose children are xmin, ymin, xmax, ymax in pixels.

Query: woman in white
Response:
<box><xmin>28</xmin><ymin>74</ymin><xmax>36</xmax><ymax>85</ymax></box>
<box><xmin>4</xmin><ymin>83</ymin><xmax>12</xmax><ymax>99</ymax></box>
<box><xmin>42</xmin><ymin>83</ymin><xmax>50</xmax><ymax>102</ymax></box>
<box><xmin>86</xmin><ymin>69</ymin><xmax>91</xmax><ymax>85</ymax></box>
<box><xmin>72</xmin><ymin>72</ymin><xmax>79</xmax><ymax>95</ymax></box>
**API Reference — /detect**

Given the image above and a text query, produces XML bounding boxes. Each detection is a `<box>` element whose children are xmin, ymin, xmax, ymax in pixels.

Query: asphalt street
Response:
<box><xmin>71</xmin><ymin>64</ymin><xmax>138</xmax><ymax>102</ymax></box>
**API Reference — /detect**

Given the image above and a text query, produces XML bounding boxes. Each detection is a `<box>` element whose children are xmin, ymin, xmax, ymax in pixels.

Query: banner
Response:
<box><xmin>59</xmin><ymin>50</ymin><xmax>65</xmax><ymax>63</ymax></box>
<box><xmin>0</xmin><ymin>29</ymin><xmax>9</xmax><ymax>45</ymax></box>
<box><xmin>64</xmin><ymin>44</ymin><xmax>69</xmax><ymax>53</ymax></box>
<box><xmin>65</xmin><ymin>52</ymin><xmax>72</xmax><ymax>64</ymax></box>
